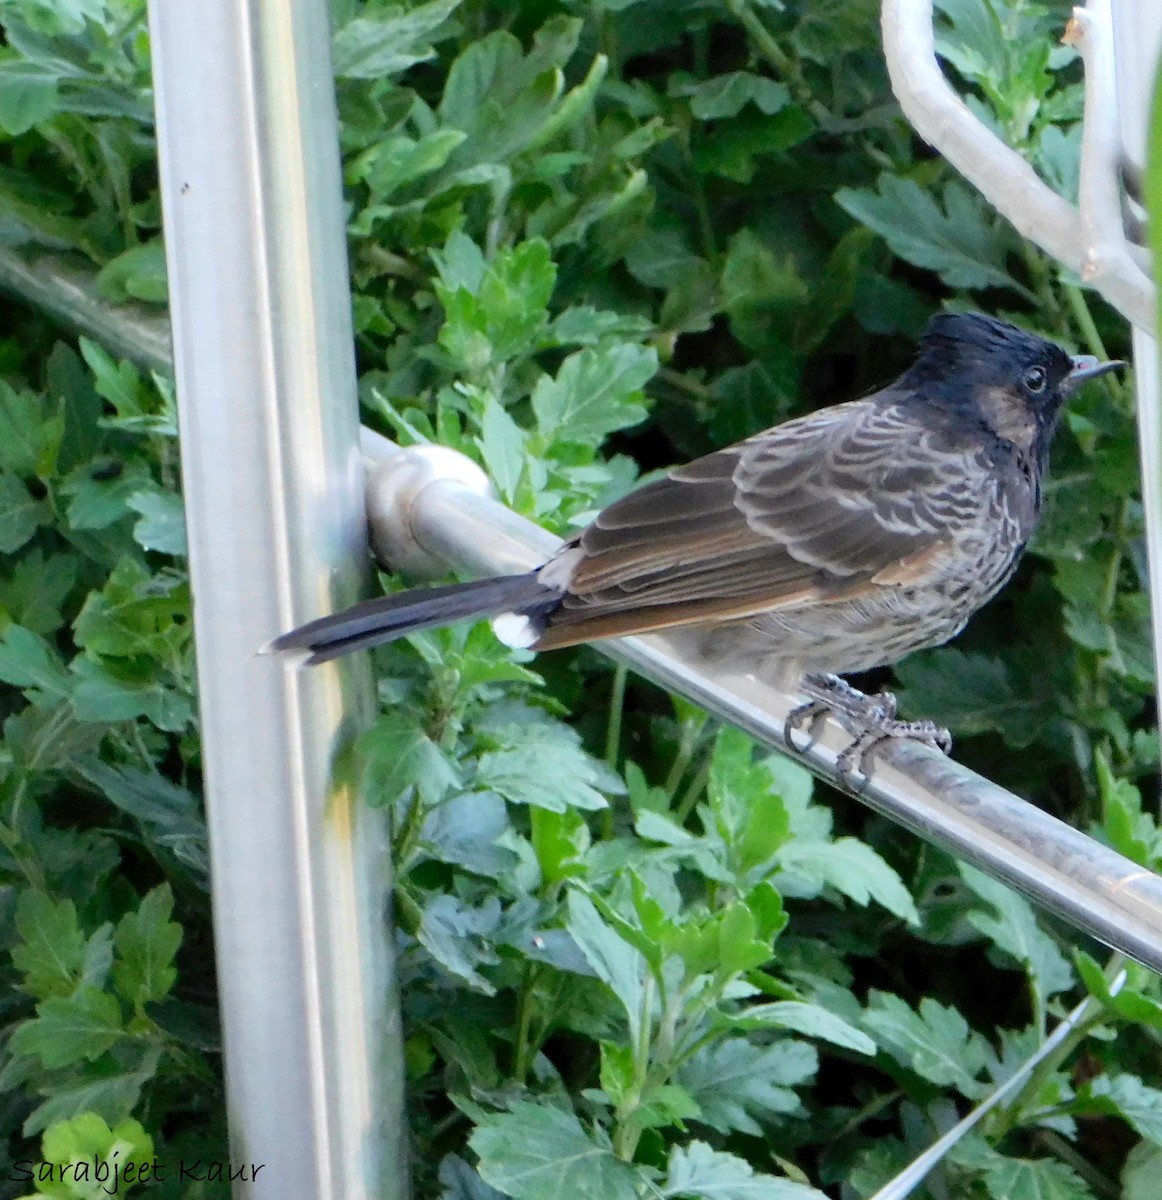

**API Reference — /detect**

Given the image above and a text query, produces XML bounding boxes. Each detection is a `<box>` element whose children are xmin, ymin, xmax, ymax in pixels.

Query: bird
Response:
<box><xmin>268</xmin><ymin>312</ymin><xmax>1121</xmax><ymax>764</ymax></box>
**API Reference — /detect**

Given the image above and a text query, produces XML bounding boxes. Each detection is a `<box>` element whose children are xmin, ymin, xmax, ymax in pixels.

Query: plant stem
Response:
<box><xmin>664</xmin><ymin>714</ymin><xmax>705</xmax><ymax>801</ymax></box>
<box><xmin>605</xmin><ymin>662</ymin><xmax>628</xmax><ymax>769</ymax></box>
<box><xmin>603</xmin><ymin>663</ymin><xmax>629</xmax><ymax>838</ymax></box>
<box><xmin>1062</xmin><ymin>283</ymin><xmax>1128</xmax><ymax>406</ymax></box>
<box><xmin>725</xmin><ymin>0</ymin><xmax>833</xmax><ymax>126</ymax></box>
<box><xmin>513</xmin><ymin>964</ymin><xmax>540</xmax><ymax>1083</ymax></box>
<box><xmin>674</xmin><ymin>758</ymin><xmax>712</xmax><ymax>824</ymax></box>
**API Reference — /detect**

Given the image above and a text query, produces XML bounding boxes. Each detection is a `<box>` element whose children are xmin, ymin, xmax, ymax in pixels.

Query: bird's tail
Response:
<box><xmin>265</xmin><ymin>572</ymin><xmax>553</xmax><ymax>665</ymax></box>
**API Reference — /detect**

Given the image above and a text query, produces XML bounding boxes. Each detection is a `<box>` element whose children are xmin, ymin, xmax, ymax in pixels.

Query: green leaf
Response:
<box><xmin>34</xmin><ymin>1112</ymin><xmax>154</xmax><ymax>1195</ymax></box>
<box><xmin>417</xmin><ymin>893</ymin><xmax>501</xmax><ymax>994</ymax></box>
<box><xmin>892</xmin><ymin>648</ymin><xmax>1054</xmax><ymax>747</ymax></box>
<box><xmin>1124</xmin><ymin>1142</ymin><xmax>1162</xmax><ymax>1200</ymax></box>
<box><xmin>10</xmin><ymin>986</ymin><xmax>125</xmax><ymax>1068</ymax></box>
<box><xmin>583</xmin><ymin>879</ymin><xmax>665</xmax><ymax>975</ymax></box>
<box><xmin>532</xmin><ymin>344</ymin><xmax>654</xmax><ymax>447</ymax></box>
<box><xmin>0</xmin><ymin>380</ymin><xmax>61</xmax><ymax>476</ymax></box>
<box><xmin>981</xmin><ymin>1155</ymin><xmax>1094</xmax><ymax>1200</ymax></box>
<box><xmin>332</xmin><ymin>0</ymin><xmax>460</xmax><ymax>79</ymax></box>
<box><xmin>0</xmin><ymin>548</ymin><xmax>76</xmax><ymax>634</ymax></box>
<box><xmin>777</xmin><ymin>837</ymin><xmax>918</xmax><ymax>923</ymax></box>
<box><xmin>113</xmin><ymin>885</ymin><xmax>182</xmax><ymax>1008</ymax></box>
<box><xmin>624</xmin><ymin>228</ymin><xmax>706</xmax><ymax>290</ymax></box>
<box><xmin>1074</xmin><ymin>951</ymin><xmax>1162</xmax><ymax>1030</ymax></box>
<box><xmin>959</xmin><ymin>865</ymin><xmax>1073</xmax><ymax>998</ymax></box>
<box><xmin>7</xmin><ymin>0</ymin><xmax>107</xmax><ymax>36</ymax></box>
<box><xmin>78</xmin><ymin>339</ymin><xmax>177</xmax><ymax>436</ymax></box>
<box><xmin>709</xmin><ymin>727</ymin><xmax>790</xmax><ymax>878</ymax></box>
<box><xmin>438</xmin><ymin>1154</ymin><xmax>509</xmax><ymax>1200</ymax></box>
<box><xmin>78</xmin><ymin>338</ymin><xmax>142</xmax><ymax>417</ymax></box>
<box><xmin>363</xmin><ymin>711</ymin><xmax>461</xmax><ymax>808</ymax></box>
<box><xmin>470</xmin><ymin>1103</ymin><xmax>642</xmax><ymax>1200</ymax></box>
<box><xmin>438</xmin><ymin>21</ymin><xmax>582</xmax><ymax>162</ymax></box>
<box><xmin>1083</xmin><ymin>1074</ymin><xmax>1162</xmax><ymax>1146</ymax></box>
<box><xmin>96</xmin><ymin>240</ymin><xmax>168</xmax><ymax>304</ymax></box>
<box><xmin>78</xmin><ymin>761</ymin><xmax>209</xmax><ymax>882</ymax></box>
<box><xmin>863</xmin><ymin>992</ymin><xmax>990</xmax><ymax>1097</ymax></box>
<box><xmin>0</xmin><ymin>625</ymin><xmax>72</xmax><ymax>705</ymax></box>
<box><xmin>711</xmin><ymin>901</ymin><xmax>776</xmax><ymax>976</ymax></box>
<box><xmin>678</xmin><ymin>1038</ymin><xmax>815</xmax><ymax>1134</ymax></box>
<box><xmin>354</xmin><ymin>128</ymin><xmax>468</xmax><ymax>199</ymax></box>
<box><xmin>0</xmin><ymin>471</ymin><xmax>46</xmax><ymax>551</ymax></box>
<box><xmin>422</xmin><ymin>790</ymin><xmax>519</xmax><ymax>878</ymax></box>
<box><xmin>731</xmin><ymin>1001</ymin><xmax>876</xmax><ymax>1056</ymax></box>
<box><xmin>61</xmin><ymin>459</ymin><xmax>154</xmax><ymax>531</ymax></box>
<box><xmin>721</xmin><ymin>229</ymin><xmax>808</xmax><ymax>357</ymax></box>
<box><xmin>72</xmin><ymin>559</ymin><xmax>189</xmax><ymax>659</ymax></box>
<box><xmin>21</xmin><ymin>1060</ymin><xmax>156</xmax><ymax>1138</ymax></box>
<box><xmin>0</xmin><ymin>58</ymin><xmax>59</xmax><ymax>134</ymax></box>
<box><xmin>836</xmin><ymin>175</ymin><xmax>1028</xmax><ymax>293</ymax></box>
<box><xmin>634</xmin><ymin>809</ymin><xmax>730</xmax><ymax>882</ymax></box>
<box><xmin>681</xmin><ymin>72</ymin><xmax>791</xmax><ymax>120</ymax></box>
<box><xmin>71</xmin><ymin>655</ymin><xmax>195</xmax><ymax>732</ymax></box>
<box><xmin>663</xmin><ymin>1141</ymin><xmax>827</xmax><ymax>1199</ymax></box>
<box><xmin>126</xmin><ymin>488</ymin><xmax>188</xmax><ymax>556</ymax></box>
<box><xmin>11</xmin><ymin>890</ymin><xmax>90</xmax><ymax>1000</ymax></box>
<box><xmin>477</xmin><ymin>396</ymin><xmax>526</xmax><ymax>504</ymax></box>
<box><xmin>436</xmin><ymin>236</ymin><xmax>557</xmax><ymax>370</ymax></box>
<box><xmin>547</xmin><ymin>307</ymin><xmax>653</xmax><ymax>346</ymax></box>
<box><xmin>475</xmin><ymin>723</ymin><xmax>615</xmax><ymax>812</ymax></box>
<box><xmin>694</xmin><ymin>107</ymin><xmax>815</xmax><ymax>183</ymax></box>
<box><xmin>529</xmin><ymin>806</ymin><xmax>590</xmax><ymax>885</ymax></box>
<box><xmin>41</xmin><ymin>1111</ymin><xmax>154</xmax><ymax>1173</ymax></box>
<box><xmin>566</xmin><ymin>889</ymin><xmax>647</xmax><ymax>1045</ymax></box>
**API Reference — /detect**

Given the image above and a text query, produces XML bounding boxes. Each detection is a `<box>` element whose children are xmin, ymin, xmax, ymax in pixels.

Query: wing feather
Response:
<box><xmin>533</xmin><ymin>395</ymin><xmax>988</xmax><ymax>650</ymax></box>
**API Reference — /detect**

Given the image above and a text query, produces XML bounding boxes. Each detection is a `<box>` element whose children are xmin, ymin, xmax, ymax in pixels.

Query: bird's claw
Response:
<box><xmin>783</xmin><ymin>699</ymin><xmax>830</xmax><ymax>751</ymax></box>
<box><xmin>785</xmin><ymin>674</ymin><xmax>952</xmax><ymax>782</ymax></box>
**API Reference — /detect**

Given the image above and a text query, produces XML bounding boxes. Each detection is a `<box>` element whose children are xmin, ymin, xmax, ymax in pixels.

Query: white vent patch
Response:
<box><xmin>492</xmin><ymin>613</ymin><xmax>538</xmax><ymax>648</ymax></box>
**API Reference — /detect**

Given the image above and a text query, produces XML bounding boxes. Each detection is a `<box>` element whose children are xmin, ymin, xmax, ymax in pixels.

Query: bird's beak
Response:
<box><xmin>1065</xmin><ymin>354</ymin><xmax>1125</xmax><ymax>390</ymax></box>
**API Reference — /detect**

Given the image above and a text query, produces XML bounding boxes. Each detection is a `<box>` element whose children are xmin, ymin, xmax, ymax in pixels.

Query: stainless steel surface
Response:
<box><xmin>1112</xmin><ymin>3</ymin><xmax>1162</xmax><ymax>702</ymax></box>
<box><xmin>149</xmin><ymin>2</ymin><xmax>404</xmax><ymax>1198</ymax></box>
<box><xmin>360</xmin><ymin>436</ymin><xmax>1162</xmax><ymax>974</ymax></box>
<box><xmin>0</xmin><ymin>246</ymin><xmax>172</xmax><ymax>374</ymax></box>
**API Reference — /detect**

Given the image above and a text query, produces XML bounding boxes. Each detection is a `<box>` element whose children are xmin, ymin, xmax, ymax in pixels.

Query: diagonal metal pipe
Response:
<box><xmin>361</xmin><ymin>432</ymin><xmax>1162</xmax><ymax>974</ymax></box>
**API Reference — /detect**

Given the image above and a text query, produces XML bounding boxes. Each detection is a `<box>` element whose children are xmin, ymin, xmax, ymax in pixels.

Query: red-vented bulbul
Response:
<box><xmin>268</xmin><ymin>312</ymin><xmax>1122</xmax><ymax>760</ymax></box>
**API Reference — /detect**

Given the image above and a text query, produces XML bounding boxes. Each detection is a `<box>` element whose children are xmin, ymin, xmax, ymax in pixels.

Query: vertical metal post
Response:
<box><xmin>148</xmin><ymin>2</ymin><xmax>405</xmax><ymax>1197</ymax></box>
<box><xmin>1112</xmin><ymin>4</ymin><xmax>1162</xmax><ymax>701</ymax></box>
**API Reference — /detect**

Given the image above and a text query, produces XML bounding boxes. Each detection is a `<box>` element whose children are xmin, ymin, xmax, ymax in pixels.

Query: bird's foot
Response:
<box><xmin>785</xmin><ymin>674</ymin><xmax>951</xmax><ymax>780</ymax></box>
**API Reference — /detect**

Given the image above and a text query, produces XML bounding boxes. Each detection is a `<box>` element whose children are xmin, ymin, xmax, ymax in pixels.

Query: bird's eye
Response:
<box><xmin>1023</xmin><ymin>365</ymin><xmax>1047</xmax><ymax>393</ymax></box>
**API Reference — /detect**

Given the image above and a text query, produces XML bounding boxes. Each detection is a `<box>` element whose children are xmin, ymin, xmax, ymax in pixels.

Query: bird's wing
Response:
<box><xmin>533</xmin><ymin>396</ymin><xmax>983</xmax><ymax>649</ymax></box>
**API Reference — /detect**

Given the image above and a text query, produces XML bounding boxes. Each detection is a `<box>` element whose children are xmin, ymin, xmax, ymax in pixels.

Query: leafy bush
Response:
<box><xmin>0</xmin><ymin>0</ymin><xmax>1157</xmax><ymax>1198</ymax></box>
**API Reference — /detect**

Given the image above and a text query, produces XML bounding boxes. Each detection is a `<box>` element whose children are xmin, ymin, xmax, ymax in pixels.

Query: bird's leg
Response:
<box><xmin>789</xmin><ymin>674</ymin><xmax>952</xmax><ymax>778</ymax></box>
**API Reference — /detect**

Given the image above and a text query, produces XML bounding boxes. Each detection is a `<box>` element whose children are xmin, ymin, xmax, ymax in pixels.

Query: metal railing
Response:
<box><xmin>1</xmin><ymin>29</ymin><xmax>1157</xmax><ymax>980</ymax></box>
<box><xmin>0</xmin><ymin>3</ymin><xmax>1155</xmax><ymax>1198</ymax></box>
<box><xmin>147</xmin><ymin>2</ymin><xmax>404</xmax><ymax>1198</ymax></box>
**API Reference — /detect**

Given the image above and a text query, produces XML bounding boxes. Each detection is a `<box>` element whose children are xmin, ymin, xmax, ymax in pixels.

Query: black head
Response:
<box><xmin>903</xmin><ymin>311</ymin><xmax>1121</xmax><ymax>467</ymax></box>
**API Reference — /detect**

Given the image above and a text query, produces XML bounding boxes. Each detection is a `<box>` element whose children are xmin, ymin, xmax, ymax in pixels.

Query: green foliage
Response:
<box><xmin>0</xmin><ymin>0</ymin><xmax>1153</xmax><ymax>1198</ymax></box>
<box><xmin>20</xmin><ymin>1112</ymin><xmax>154</xmax><ymax>1199</ymax></box>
